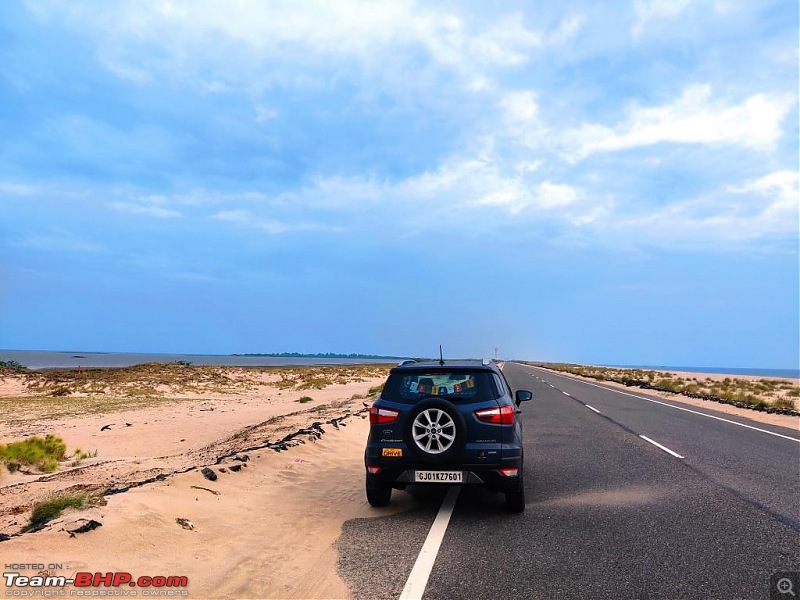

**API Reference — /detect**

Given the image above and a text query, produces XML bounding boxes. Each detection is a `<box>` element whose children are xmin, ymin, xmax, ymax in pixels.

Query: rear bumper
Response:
<box><xmin>365</xmin><ymin>460</ymin><xmax>524</xmax><ymax>493</ymax></box>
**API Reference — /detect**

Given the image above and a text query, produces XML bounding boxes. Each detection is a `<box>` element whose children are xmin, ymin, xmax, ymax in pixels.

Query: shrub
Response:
<box><xmin>27</xmin><ymin>494</ymin><xmax>87</xmax><ymax>531</ymax></box>
<box><xmin>654</xmin><ymin>379</ymin><xmax>682</xmax><ymax>393</ymax></box>
<box><xmin>0</xmin><ymin>359</ymin><xmax>27</xmax><ymax>370</ymax></box>
<box><xmin>69</xmin><ymin>448</ymin><xmax>91</xmax><ymax>466</ymax></box>
<box><xmin>296</xmin><ymin>396</ymin><xmax>313</xmax><ymax>403</ymax></box>
<box><xmin>368</xmin><ymin>383</ymin><xmax>385</xmax><ymax>395</ymax></box>
<box><xmin>0</xmin><ymin>435</ymin><xmax>67</xmax><ymax>473</ymax></box>
<box><xmin>772</xmin><ymin>397</ymin><xmax>796</xmax><ymax>410</ymax></box>
<box><xmin>734</xmin><ymin>393</ymin><xmax>762</xmax><ymax>407</ymax></box>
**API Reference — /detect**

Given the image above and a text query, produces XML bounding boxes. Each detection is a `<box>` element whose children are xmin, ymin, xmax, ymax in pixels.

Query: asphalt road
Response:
<box><xmin>338</xmin><ymin>362</ymin><xmax>800</xmax><ymax>600</ymax></box>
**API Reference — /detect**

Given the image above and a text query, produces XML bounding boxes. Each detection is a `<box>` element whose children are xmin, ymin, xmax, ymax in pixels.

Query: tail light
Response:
<box><xmin>369</xmin><ymin>406</ymin><xmax>399</xmax><ymax>424</ymax></box>
<box><xmin>499</xmin><ymin>467</ymin><xmax>519</xmax><ymax>477</ymax></box>
<box><xmin>474</xmin><ymin>405</ymin><xmax>515</xmax><ymax>425</ymax></box>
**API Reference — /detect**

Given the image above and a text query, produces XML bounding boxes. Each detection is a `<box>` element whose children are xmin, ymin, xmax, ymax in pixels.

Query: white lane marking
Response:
<box><xmin>585</xmin><ymin>404</ymin><xmax>601</xmax><ymax>414</ymax></box>
<box><xmin>640</xmin><ymin>435</ymin><xmax>685</xmax><ymax>459</ymax></box>
<box><xmin>562</xmin><ymin>391</ymin><xmax>570</xmax><ymax>396</ymax></box>
<box><xmin>549</xmin><ymin>384</ymin><xmax>555</xmax><ymax>388</ymax></box>
<box><xmin>399</xmin><ymin>486</ymin><xmax>461</xmax><ymax>600</ymax></box>
<box><xmin>527</xmin><ymin>366</ymin><xmax>800</xmax><ymax>443</ymax></box>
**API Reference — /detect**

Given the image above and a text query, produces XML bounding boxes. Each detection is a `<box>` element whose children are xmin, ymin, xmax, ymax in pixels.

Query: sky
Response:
<box><xmin>0</xmin><ymin>0</ymin><xmax>798</xmax><ymax>368</ymax></box>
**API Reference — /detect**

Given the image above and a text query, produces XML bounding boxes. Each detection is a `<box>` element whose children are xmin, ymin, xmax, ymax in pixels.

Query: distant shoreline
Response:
<box><xmin>597</xmin><ymin>364</ymin><xmax>799</xmax><ymax>380</ymax></box>
<box><xmin>233</xmin><ymin>352</ymin><xmax>410</xmax><ymax>360</ymax></box>
<box><xmin>2</xmin><ymin>350</ymin><xmax>797</xmax><ymax>378</ymax></box>
<box><xmin>0</xmin><ymin>349</ymin><xmax>402</xmax><ymax>370</ymax></box>
<box><xmin>521</xmin><ymin>361</ymin><xmax>798</xmax><ymax>380</ymax></box>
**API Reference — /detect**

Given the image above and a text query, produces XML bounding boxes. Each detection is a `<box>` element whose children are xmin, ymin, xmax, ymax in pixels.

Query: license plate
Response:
<box><xmin>382</xmin><ymin>448</ymin><xmax>402</xmax><ymax>457</ymax></box>
<box><xmin>414</xmin><ymin>470</ymin><xmax>463</xmax><ymax>483</ymax></box>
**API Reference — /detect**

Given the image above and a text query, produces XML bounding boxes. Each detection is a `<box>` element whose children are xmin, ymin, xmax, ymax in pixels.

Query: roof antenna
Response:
<box><xmin>439</xmin><ymin>345</ymin><xmax>444</xmax><ymax>366</ymax></box>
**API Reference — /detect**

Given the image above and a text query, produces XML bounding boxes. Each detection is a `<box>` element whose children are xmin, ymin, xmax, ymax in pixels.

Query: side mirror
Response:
<box><xmin>515</xmin><ymin>390</ymin><xmax>533</xmax><ymax>403</ymax></box>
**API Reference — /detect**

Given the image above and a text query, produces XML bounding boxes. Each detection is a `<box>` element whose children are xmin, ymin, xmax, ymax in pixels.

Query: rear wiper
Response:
<box><xmin>416</xmin><ymin>394</ymin><xmax>461</xmax><ymax>401</ymax></box>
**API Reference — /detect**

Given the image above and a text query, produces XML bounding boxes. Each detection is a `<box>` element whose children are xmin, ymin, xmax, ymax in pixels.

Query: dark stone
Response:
<box><xmin>201</xmin><ymin>467</ymin><xmax>218</xmax><ymax>481</ymax></box>
<box><xmin>67</xmin><ymin>520</ymin><xmax>102</xmax><ymax>537</ymax></box>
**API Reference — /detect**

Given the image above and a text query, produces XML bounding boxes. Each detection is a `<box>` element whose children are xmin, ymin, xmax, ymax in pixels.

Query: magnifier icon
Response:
<box><xmin>778</xmin><ymin>578</ymin><xmax>796</xmax><ymax>597</ymax></box>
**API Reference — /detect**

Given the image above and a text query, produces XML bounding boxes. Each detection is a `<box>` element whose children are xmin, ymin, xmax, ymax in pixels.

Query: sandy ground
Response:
<box><xmin>0</xmin><ymin>366</ymin><xmax>397</xmax><ymax>599</ymax></box>
<box><xmin>1</xmin><ymin>415</ymin><xmax>387</xmax><ymax>599</ymax></box>
<box><xmin>536</xmin><ymin>366</ymin><xmax>799</xmax><ymax>430</ymax></box>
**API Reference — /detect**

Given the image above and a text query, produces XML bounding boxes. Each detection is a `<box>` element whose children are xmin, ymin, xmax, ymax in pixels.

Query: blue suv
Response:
<box><xmin>364</xmin><ymin>359</ymin><xmax>532</xmax><ymax>511</ymax></box>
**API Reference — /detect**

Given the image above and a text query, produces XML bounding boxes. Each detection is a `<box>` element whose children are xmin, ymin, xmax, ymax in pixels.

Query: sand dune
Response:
<box><xmin>0</xmin><ymin>365</ymin><xmax>395</xmax><ymax>599</ymax></box>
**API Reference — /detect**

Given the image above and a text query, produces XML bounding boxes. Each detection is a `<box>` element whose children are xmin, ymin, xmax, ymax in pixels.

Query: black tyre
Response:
<box><xmin>505</xmin><ymin>486</ymin><xmax>525</xmax><ymax>512</ymax></box>
<box><xmin>366</xmin><ymin>476</ymin><xmax>392</xmax><ymax>507</ymax></box>
<box><xmin>505</xmin><ymin>468</ymin><xmax>525</xmax><ymax>512</ymax></box>
<box><xmin>405</xmin><ymin>398</ymin><xmax>466</xmax><ymax>463</ymax></box>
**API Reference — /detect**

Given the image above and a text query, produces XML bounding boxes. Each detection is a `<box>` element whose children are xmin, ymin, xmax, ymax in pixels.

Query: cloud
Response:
<box><xmin>724</xmin><ymin>170</ymin><xmax>800</xmax><ymax>236</ymax></box>
<box><xmin>475</xmin><ymin>180</ymin><xmax>584</xmax><ymax>213</ymax></box>
<box><xmin>467</xmin><ymin>13</ymin><xmax>544</xmax><ymax>66</ymax></box>
<box><xmin>632</xmin><ymin>0</ymin><xmax>691</xmax><ymax>37</ymax></box>
<box><xmin>29</xmin><ymin>1</ymin><xmax>584</xmax><ymax>96</ymax></box>
<box><xmin>607</xmin><ymin>170</ymin><xmax>799</xmax><ymax>244</ymax></box>
<box><xmin>0</xmin><ymin>181</ymin><xmax>38</xmax><ymax>196</ymax></box>
<box><xmin>500</xmin><ymin>91</ymin><xmax>540</xmax><ymax>123</ymax></box>
<box><xmin>534</xmin><ymin>182</ymin><xmax>584</xmax><ymax>209</ymax></box>
<box><xmin>10</xmin><ymin>1</ymin><xmax>797</xmax><ymax>255</ymax></box>
<box><xmin>726</xmin><ymin>169</ymin><xmax>798</xmax><ymax>198</ymax></box>
<box><xmin>546</xmin><ymin>14</ymin><xmax>586</xmax><ymax>45</ymax></box>
<box><xmin>13</xmin><ymin>230</ymin><xmax>104</xmax><ymax>253</ymax></box>
<box><xmin>279</xmin><ymin>150</ymin><xmax>595</xmax><ymax>224</ymax></box>
<box><xmin>199</xmin><ymin>136</ymin><xmax>794</xmax><ymax>247</ymax></box>
<box><xmin>515</xmin><ymin>160</ymin><xmax>543</xmax><ymax>173</ymax></box>
<box><xmin>560</xmin><ymin>85</ymin><xmax>792</xmax><ymax>161</ymax></box>
<box><xmin>255</xmin><ymin>106</ymin><xmax>279</xmax><ymax>123</ymax></box>
<box><xmin>212</xmin><ymin>209</ymin><xmax>343</xmax><ymax>234</ymax></box>
<box><xmin>108</xmin><ymin>198</ymin><xmax>182</xmax><ymax>218</ymax></box>
<box><xmin>213</xmin><ymin>209</ymin><xmax>290</xmax><ymax>234</ymax></box>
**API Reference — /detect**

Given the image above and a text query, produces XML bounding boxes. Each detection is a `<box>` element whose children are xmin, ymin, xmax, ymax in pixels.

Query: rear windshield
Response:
<box><xmin>381</xmin><ymin>370</ymin><xmax>494</xmax><ymax>404</ymax></box>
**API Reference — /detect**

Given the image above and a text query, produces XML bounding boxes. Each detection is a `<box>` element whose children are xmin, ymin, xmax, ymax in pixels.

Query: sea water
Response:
<box><xmin>0</xmin><ymin>349</ymin><xmax>396</xmax><ymax>369</ymax></box>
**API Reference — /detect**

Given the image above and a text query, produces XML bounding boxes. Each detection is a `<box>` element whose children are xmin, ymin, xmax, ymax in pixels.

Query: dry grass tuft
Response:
<box><xmin>0</xmin><ymin>434</ymin><xmax>67</xmax><ymax>473</ymax></box>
